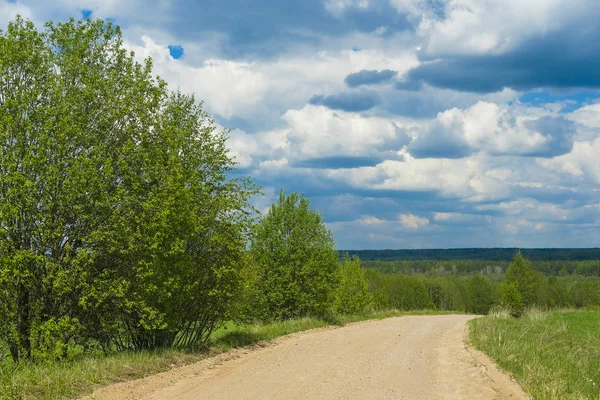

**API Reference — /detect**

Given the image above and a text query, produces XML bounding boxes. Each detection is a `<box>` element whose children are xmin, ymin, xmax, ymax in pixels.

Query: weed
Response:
<box><xmin>469</xmin><ymin>310</ymin><xmax>600</xmax><ymax>400</ymax></box>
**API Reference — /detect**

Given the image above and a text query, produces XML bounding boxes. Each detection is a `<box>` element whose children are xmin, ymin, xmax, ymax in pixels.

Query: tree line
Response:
<box><xmin>365</xmin><ymin>255</ymin><xmax>600</xmax><ymax>317</ymax></box>
<box><xmin>346</xmin><ymin>248</ymin><xmax>600</xmax><ymax>262</ymax></box>
<box><xmin>362</xmin><ymin>259</ymin><xmax>600</xmax><ymax>277</ymax></box>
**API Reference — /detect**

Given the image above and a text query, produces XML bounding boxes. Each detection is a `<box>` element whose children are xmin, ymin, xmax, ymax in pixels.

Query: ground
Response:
<box><xmin>86</xmin><ymin>315</ymin><xmax>527</xmax><ymax>400</ymax></box>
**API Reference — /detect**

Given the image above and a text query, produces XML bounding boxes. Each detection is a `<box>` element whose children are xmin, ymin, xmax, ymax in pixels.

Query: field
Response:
<box><xmin>469</xmin><ymin>310</ymin><xmax>600</xmax><ymax>400</ymax></box>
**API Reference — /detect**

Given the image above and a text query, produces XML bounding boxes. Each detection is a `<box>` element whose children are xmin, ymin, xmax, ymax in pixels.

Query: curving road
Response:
<box><xmin>88</xmin><ymin>315</ymin><xmax>527</xmax><ymax>400</ymax></box>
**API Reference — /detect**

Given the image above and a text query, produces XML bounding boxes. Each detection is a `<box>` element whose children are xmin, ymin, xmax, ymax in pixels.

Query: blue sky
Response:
<box><xmin>2</xmin><ymin>0</ymin><xmax>600</xmax><ymax>249</ymax></box>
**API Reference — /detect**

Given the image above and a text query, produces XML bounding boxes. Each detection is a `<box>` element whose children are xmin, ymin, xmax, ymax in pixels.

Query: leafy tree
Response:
<box><xmin>501</xmin><ymin>282</ymin><xmax>524</xmax><ymax>318</ymax></box>
<box><xmin>0</xmin><ymin>17</ymin><xmax>255</xmax><ymax>361</ymax></box>
<box><xmin>546</xmin><ymin>277</ymin><xmax>571</xmax><ymax>308</ymax></box>
<box><xmin>467</xmin><ymin>275</ymin><xmax>495</xmax><ymax>315</ymax></box>
<box><xmin>334</xmin><ymin>254</ymin><xmax>370</xmax><ymax>315</ymax></box>
<box><xmin>504</xmin><ymin>252</ymin><xmax>545</xmax><ymax>307</ymax></box>
<box><xmin>250</xmin><ymin>190</ymin><xmax>339</xmax><ymax>320</ymax></box>
<box><xmin>425</xmin><ymin>277</ymin><xmax>469</xmax><ymax>312</ymax></box>
<box><xmin>367</xmin><ymin>272</ymin><xmax>433</xmax><ymax>311</ymax></box>
<box><xmin>571</xmin><ymin>280</ymin><xmax>600</xmax><ymax>309</ymax></box>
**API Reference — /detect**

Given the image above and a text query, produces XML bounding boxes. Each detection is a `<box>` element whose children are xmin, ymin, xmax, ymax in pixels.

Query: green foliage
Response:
<box><xmin>504</xmin><ymin>252</ymin><xmax>545</xmax><ymax>307</ymax></box>
<box><xmin>334</xmin><ymin>254</ymin><xmax>371</xmax><ymax>315</ymax></box>
<box><xmin>367</xmin><ymin>270</ymin><xmax>434</xmax><ymax>311</ymax></box>
<box><xmin>0</xmin><ymin>17</ymin><xmax>256</xmax><ymax>361</ymax></box>
<box><xmin>501</xmin><ymin>283</ymin><xmax>524</xmax><ymax>318</ymax></box>
<box><xmin>546</xmin><ymin>277</ymin><xmax>571</xmax><ymax>308</ymax></box>
<box><xmin>425</xmin><ymin>277</ymin><xmax>470</xmax><ymax>312</ymax></box>
<box><xmin>571</xmin><ymin>280</ymin><xmax>600</xmax><ymax>308</ymax></box>
<box><xmin>470</xmin><ymin>311</ymin><xmax>600</xmax><ymax>400</ymax></box>
<box><xmin>363</xmin><ymin>255</ymin><xmax>600</xmax><ymax>313</ymax></box>
<box><xmin>362</xmin><ymin>258</ymin><xmax>600</xmax><ymax>277</ymax></box>
<box><xmin>467</xmin><ymin>275</ymin><xmax>495</xmax><ymax>315</ymax></box>
<box><xmin>249</xmin><ymin>190</ymin><xmax>339</xmax><ymax>320</ymax></box>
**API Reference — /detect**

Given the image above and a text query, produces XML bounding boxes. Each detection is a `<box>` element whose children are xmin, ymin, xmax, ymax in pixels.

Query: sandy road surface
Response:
<box><xmin>88</xmin><ymin>315</ymin><xmax>527</xmax><ymax>400</ymax></box>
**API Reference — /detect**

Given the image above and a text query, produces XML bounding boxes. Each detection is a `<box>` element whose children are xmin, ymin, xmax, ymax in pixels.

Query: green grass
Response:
<box><xmin>469</xmin><ymin>310</ymin><xmax>600</xmax><ymax>400</ymax></box>
<box><xmin>0</xmin><ymin>309</ymin><xmax>454</xmax><ymax>400</ymax></box>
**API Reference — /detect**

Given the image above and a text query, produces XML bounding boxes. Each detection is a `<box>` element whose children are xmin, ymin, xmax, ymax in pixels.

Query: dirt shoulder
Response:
<box><xmin>85</xmin><ymin>315</ymin><xmax>528</xmax><ymax>400</ymax></box>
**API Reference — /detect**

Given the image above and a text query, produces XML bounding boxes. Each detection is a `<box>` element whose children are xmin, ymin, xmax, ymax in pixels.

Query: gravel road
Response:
<box><xmin>87</xmin><ymin>315</ymin><xmax>527</xmax><ymax>400</ymax></box>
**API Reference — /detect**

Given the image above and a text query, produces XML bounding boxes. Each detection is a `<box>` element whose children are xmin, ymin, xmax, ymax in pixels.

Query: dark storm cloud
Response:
<box><xmin>309</xmin><ymin>91</ymin><xmax>381</xmax><ymax>112</ymax></box>
<box><xmin>292</xmin><ymin>156</ymin><xmax>383</xmax><ymax>169</ymax></box>
<box><xmin>406</xmin><ymin>25</ymin><xmax>600</xmax><ymax>93</ymax></box>
<box><xmin>407</xmin><ymin>121</ymin><xmax>471</xmax><ymax>159</ymax></box>
<box><xmin>521</xmin><ymin>116</ymin><xmax>576</xmax><ymax>158</ymax></box>
<box><xmin>166</xmin><ymin>0</ymin><xmax>411</xmax><ymax>59</ymax></box>
<box><xmin>344</xmin><ymin>69</ymin><xmax>398</xmax><ymax>87</ymax></box>
<box><xmin>395</xmin><ymin>79</ymin><xmax>423</xmax><ymax>91</ymax></box>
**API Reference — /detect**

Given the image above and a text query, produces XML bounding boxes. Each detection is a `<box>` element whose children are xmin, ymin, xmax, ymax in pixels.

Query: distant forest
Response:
<box><xmin>340</xmin><ymin>248</ymin><xmax>600</xmax><ymax>262</ymax></box>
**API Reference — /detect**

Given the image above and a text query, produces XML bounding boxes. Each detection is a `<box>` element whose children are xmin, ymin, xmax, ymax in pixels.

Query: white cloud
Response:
<box><xmin>251</xmin><ymin>186</ymin><xmax>278</xmax><ymax>216</ymax></box>
<box><xmin>325</xmin><ymin>0</ymin><xmax>372</xmax><ymax>15</ymax></box>
<box><xmin>432</xmin><ymin>212</ymin><xmax>489</xmax><ymax>225</ymax></box>
<box><xmin>0</xmin><ymin>1</ymin><xmax>33</xmax><ymax>26</ymax></box>
<box><xmin>433</xmin><ymin>212</ymin><xmax>453</xmax><ymax>221</ymax></box>
<box><xmin>323</xmin><ymin>154</ymin><xmax>513</xmax><ymax>201</ymax></box>
<box><xmin>391</xmin><ymin>0</ymin><xmax>600</xmax><ymax>57</ymax></box>
<box><xmin>359</xmin><ymin>215</ymin><xmax>387</xmax><ymax>225</ymax></box>
<box><xmin>408</xmin><ymin>101</ymin><xmax>576</xmax><ymax>158</ymax></box>
<box><xmin>571</xmin><ymin>102</ymin><xmax>600</xmax><ymax>130</ymax></box>
<box><xmin>399</xmin><ymin>213</ymin><xmax>429</xmax><ymax>229</ymax></box>
<box><xmin>125</xmin><ymin>35</ymin><xmax>417</xmax><ymax>123</ymax></box>
<box><xmin>225</xmin><ymin>104</ymin><xmax>413</xmax><ymax>170</ymax></box>
<box><xmin>389</xmin><ymin>0</ymin><xmax>432</xmax><ymax>18</ymax></box>
<box><xmin>227</xmin><ymin>129</ymin><xmax>260</xmax><ymax>168</ymax></box>
<box><xmin>283</xmin><ymin>105</ymin><xmax>408</xmax><ymax>160</ymax></box>
<box><xmin>538</xmin><ymin>138</ymin><xmax>600</xmax><ymax>185</ymax></box>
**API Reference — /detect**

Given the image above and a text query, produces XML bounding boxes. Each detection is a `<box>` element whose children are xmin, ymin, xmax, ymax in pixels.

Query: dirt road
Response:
<box><xmin>88</xmin><ymin>315</ymin><xmax>527</xmax><ymax>400</ymax></box>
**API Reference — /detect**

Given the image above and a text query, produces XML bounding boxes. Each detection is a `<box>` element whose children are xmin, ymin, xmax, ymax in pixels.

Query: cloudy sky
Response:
<box><xmin>3</xmin><ymin>0</ymin><xmax>600</xmax><ymax>249</ymax></box>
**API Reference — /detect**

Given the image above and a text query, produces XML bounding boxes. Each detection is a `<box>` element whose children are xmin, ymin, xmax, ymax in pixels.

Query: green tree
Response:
<box><xmin>546</xmin><ymin>277</ymin><xmax>571</xmax><ymax>308</ymax></box>
<box><xmin>334</xmin><ymin>254</ymin><xmax>371</xmax><ymax>315</ymax></box>
<box><xmin>367</xmin><ymin>272</ymin><xmax>433</xmax><ymax>311</ymax></box>
<box><xmin>504</xmin><ymin>252</ymin><xmax>545</xmax><ymax>307</ymax></box>
<box><xmin>571</xmin><ymin>280</ymin><xmax>600</xmax><ymax>308</ymax></box>
<box><xmin>250</xmin><ymin>190</ymin><xmax>339</xmax><ymax>320</ymax></box>
<box><xmin>0</xmin><ymin>17</ymin><xmax>255</xmax><ymax>361</ymax></box>
<box><xmin>467</xmin><ymin>275</ymin><xmax>495</xmax><ymax>315</ymax></box>
<box><xmin>501</xmin><ymin>282</ymin><xmax>524</xmax><ymax>318</ymax></box>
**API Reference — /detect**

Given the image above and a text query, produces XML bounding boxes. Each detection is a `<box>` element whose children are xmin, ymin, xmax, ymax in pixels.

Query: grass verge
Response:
<box><xmin>469</xmin><ymin>310</ymin><xmax>600</xmax><ymax>400</ymax></box>
<box><xmin>0</xmin><ymin>309</ymin><xmax>453</xmax><ymax>400</ymax></box>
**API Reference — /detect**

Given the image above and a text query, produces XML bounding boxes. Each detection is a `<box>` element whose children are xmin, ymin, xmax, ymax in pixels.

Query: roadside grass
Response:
<box><xmin>469</xmin><ymin>310</ymin><xmax>600</xmax><ymax>400</ymax></box>
<box><xmin>0</xmin><ymin>309</ymin><xmax>453</xmax><ymax>400</ymax></box>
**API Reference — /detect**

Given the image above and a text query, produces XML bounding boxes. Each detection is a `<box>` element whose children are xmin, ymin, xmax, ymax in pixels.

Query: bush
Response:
<box><xmin>0</xmin><ymin>17</ymin><xmax>256</xmax><ymax>361</ymax></box>
<box><xmin>334</xmin><ymin>255</ymin><xmax>371</xmax><ymax>315</ymax></box>
<box><xmin>571</xmin><ymin>280</ymin><xmax>600</xmax><ymax>308</ymax></box>
<box><xmin>501</xmin><ymin>283</ymin><xmax>525</xmax><ymax>318</ymax></box>
<box><xmin>467</xmin><ymin>275</ymin><xmax>495</xmax><ymax>315</ymax></box>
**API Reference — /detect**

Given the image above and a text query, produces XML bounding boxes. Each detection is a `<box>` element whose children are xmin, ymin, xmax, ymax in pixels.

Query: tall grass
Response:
<box><xmin>0</xmin><ymin>309</ymin><xmax>452</xmax><ymax>400</ymax></box>
<box><xmin>469</xmin><ymin>310</ymin><xmax>600</xmax><ymax>400</ymax></box>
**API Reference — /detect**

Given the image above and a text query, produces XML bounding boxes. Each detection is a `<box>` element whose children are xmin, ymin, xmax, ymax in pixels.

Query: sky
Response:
<box><xmin>2</xmin><ymin>0</ymin><xmax>600</xmax><ymax>249</ymax></box>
